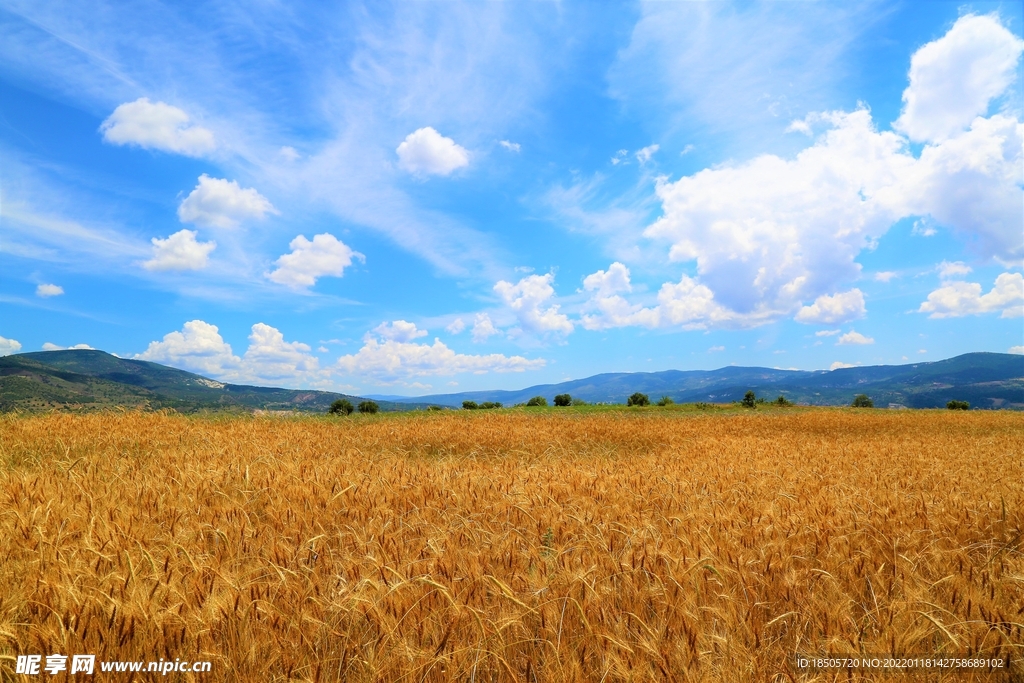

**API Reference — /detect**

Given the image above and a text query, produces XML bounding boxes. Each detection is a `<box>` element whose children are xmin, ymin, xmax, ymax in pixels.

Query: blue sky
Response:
<box><xmin>1</xmin><ymin>1</ymin><xmax>1022</xmax><ymax>395</ymax></box>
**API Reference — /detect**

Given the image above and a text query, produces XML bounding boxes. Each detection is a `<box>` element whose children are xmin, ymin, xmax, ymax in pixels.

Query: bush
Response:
<box><xmin>571</xmin><ymin>398</ymin><xmax>588</xmax><ymax>406</ymax></box>
<box><xmin>462</xmin><ymin>400</ymin><xmax>478</xmax><ymax>410</ymax></box>
<box><xmin>851</xmin><ymin>394</ymin><xmax>873</xmax><ymax>408</ymax></box>
<box><xmin>480</xmin><ymin>402</ymin><xmax>502</xmax><ymax>409</ymax></box>
<box><xmin>328</xmin><ymin>398</ymin><xmax>354</xmax><ymax>415</ymax></box>
<box><xmin>427</xmin><ymin>405</ymin><xmax>445</xmax><ymax>411</ymax></box>
<box><xmin>553</xmin><ymin>393</ymin><xmax>572</xmax><ymax>407</ymax></box>
<box><xmin>947</xmin><ymin>400</ymin><xmax>970</xmax><ymax>410</ymax></box>
<box><xmin>741</xmin><ymin>390</ymin><xmax>757</xmax><ymax>408</ymax></box>
<box><xmin>525</xmin><ymin>396</ymin><xmax>548</xmax><ymax>407</ymax></box>
<box><xmin>774</xmin><ymin>395</ymin><xmax>793</xmax><ymax>407</ymax></box>
<box><xmin>357</xmin><ymin>400</ymin><xmax>380</xmax><ymax>414</ymax></box>
<box><xmin>627</xmin><ymin>392</ymin><xmax>650</xmax><ymax>407</ymax></box>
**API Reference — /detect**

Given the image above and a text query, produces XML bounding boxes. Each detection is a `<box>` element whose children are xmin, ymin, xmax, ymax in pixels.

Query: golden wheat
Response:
<box><xmin>0</xmin><ymin>409</ymin><xmax>1021</xmax><ymax>682</ymax></box>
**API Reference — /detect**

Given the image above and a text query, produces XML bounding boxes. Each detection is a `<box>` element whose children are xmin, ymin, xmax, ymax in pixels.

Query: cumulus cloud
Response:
<box><xmin>874</xmin><ymin>271</ymin><xmax>897</xmax><ymax>283</ymax></box>
<box><xmin>918</xmin><ymin>272</ymin><xmax>1024</xmax><ymax>318</ymax></box>
<box><xmin>0</xmin><ymin>335</ymin><xmax>23</xmax><ymax>356</ymax></box>
<box><xmin>100</xmin><ymin>98</ymin><xmax>215</xmax><ymax>156</ymax></box>
<box><xmin>1009</xmin><ymin>345</ymin><xmax>1024</xmax><ymax>354</ymax></box>
<box><xmin>136</xmin><ymin>320</ymin><xmax>323</xmax><ymax>386</ymax></box>
<box><xmin>177</xmin><ymin>175</ymin><xmax>277</xmax><ymax>229</ymax></box>
<box><xmin>581</xmin><ymin>262</ymin><xmax>656</xmax><ymax>330</ymax></box>
<box><xmin>470</xmin><ymin>313</ymin><xmax>501</xmax><ymax>343</ymax></box>
<box><xmin>372</xmin><ymin>320</ymin><xmax>427</xmax><ymax>343</ymax></box>
<box><xmin>335</xmin><ymin>324</ymin><xmax>544</xmax><ymax>382</ymax></box>
<box><xmin>795</xmin><ymin>289</ymin><xmax>866</xmax><ymax>325</ymax></box>
<box><xmin>708</xmin><ymin>345</ymin><xmax>724</xmax><ymax>352</ymax></box>
<box><xmin>636</xmin><ymin>144</ymin><xmax>660</xmax><ymax>164</ymax></box>
<box><xmin>815</xmin><ymin>329</ymin><xmax>841</xmax><ymax>337</ymax></box>
<box><xmin>142</xmin><ymin>229</ymin><xmax>216</xmax><ymax>271</ymax></box>
<box><xmin>266</xmin><ymin>233</ymin><xmax>362</xmax><ymax>289</ymax></box>
<box><xmin>445</xmin><ymin>318</ymin><xmax>466</xmax><ymax>334</ymax></box>
<box><xmin>830</xmin><ymin>361</ymin><xmax>856</xmax><ymax>370</ymax></box>
<box><xmin>42</xmin><ymin>343</ymin><xmax>94</xmax><ymax>351</ymax></box>
<box><xmin>894</xmin><ymin>14</ymin><xmax>1024</xmax><ymax>143</ymax></box>
<box><xmin>499</xmin><ymin>140</ymin><xmax>521</xmax><ymax>152</ymax></box>
<box><xmin>836</xmin><ymin>330</ymin><xmax>874</xmax><ymax>345</ymax></box>
<box><xmin>938</xmin><ymin>261</ymin><xmax>972</xmax><ymax>278</ymax></box>
<box><xmin>494</xmin><ymin>273</ymin><xmax>574</xmax><ymax>336</ymax></box>
<box><xmin>396</xmin><ymin>127</ymin><xmax>470</xmax><ymax>176</ymax></box>
<box><xmin>35</xmin><ymin>283</ymin><xmax>64</xmax><ymax>297</ymax></box>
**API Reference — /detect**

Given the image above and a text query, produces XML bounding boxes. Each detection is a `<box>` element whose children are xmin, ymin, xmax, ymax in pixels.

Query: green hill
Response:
<box><xmin>0</xmin><ymin>350</ymin><xmax>422</xmax><ymax>413</ymax></box>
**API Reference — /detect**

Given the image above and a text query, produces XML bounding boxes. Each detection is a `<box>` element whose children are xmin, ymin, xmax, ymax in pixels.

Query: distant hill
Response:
<box><xmin>387</xmin><ymin>353</ymin><xmax>1024</xmax><ymax>409</ymax></box>
<box><xmin>0</xmin><ymin>350</ymin><xmax>428</xmax><ymax>413</ymax></box>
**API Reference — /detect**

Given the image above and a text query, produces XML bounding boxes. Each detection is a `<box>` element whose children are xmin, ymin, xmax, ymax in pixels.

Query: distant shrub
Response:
<box><xmin>571</xmin><ymin>398</ymin><xmax>588</xmax><ymax>406</ymax></box>
<box><xmin>695</xmin><ymin>402</ymin><xmax>712</xmax><ymax>410</ymax></box>
<box><xmin>525</xmin><ymin>396</ymin><xmax>548</xmax><ymax>407</ymax></box>
<box><xmin>480</xmin><ymin>402</ymin><xmax>502</xmax><ymax>409</ymax></box>
<box><xmin>656</xmin><ymin>396</ymin><xmax>674</xmax><ymax>406</ymax></box>
<box><xmin>741</xmin><ymin>391</ymin><xmax>757</xmax><ymax>409</ymax></box>
<box><xmin>851</xmin><ymin>394</ymin><xmax>873</xmax><ymax>408</ymax></box>
<box><xmin>947</xmin><ymin>400</ymin><xmax>970</xmax><ymax>410</ymax></box>
<box><xmin>553</xmin><ymin>394</ymin><xmax>572</xmax><ymax>407</ymax></box>
<box><xmin>626</xmin><ymin>392</ymin><xmax>650</xmax><ymax>407</ymax></box>
<box><xmin>427</xmin><ymin>405</ymin><xmax>445</xmax><ymax>411</ymax></box>
<box><xmin>462</xmin><ymin>400</ymin><xmax>478</xmax><ymax>410</ymax></box>
<box><xmin>328</xmin><ymin>398</ymin><xmax>353</xmax><ymax>415</ymax></box>
<box><xmin>774</xmin><ymin>395</ymin><xmax>793</xmax><ymax>407</ymax></box>
<box><xmin>357</xmin><ymin>400</ymin><xmax>380</xmax><ymax>414</ymax></box>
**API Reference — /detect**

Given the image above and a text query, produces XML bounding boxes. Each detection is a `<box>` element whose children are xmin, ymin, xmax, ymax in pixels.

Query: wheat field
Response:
<box><xmin>0</xmin><ymin>409</ymin><xmax>1021</xmax><ymax>682</ymax></box>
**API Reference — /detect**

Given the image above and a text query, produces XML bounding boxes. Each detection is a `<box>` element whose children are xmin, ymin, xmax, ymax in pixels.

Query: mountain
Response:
<box><xmin>0</xmin><ymin>350</ymin><xmax>427</xmax><ymax>413</ymax></box>
<box><xmin>387</xmin><ymin>353</ymin><xmax>1024</xmax><ymax>409</ymax></box>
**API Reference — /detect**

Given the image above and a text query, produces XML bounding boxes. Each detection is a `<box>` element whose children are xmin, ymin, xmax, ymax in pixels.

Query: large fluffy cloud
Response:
<box><xmin>396</xmin><ymin>127</ymin><xmax>470</xmax><ymax>176</ymax></box>
<box><xmin>335</xmin><ymin>322</ymin><xmax>544</xmax><ymax>382</ymax></box>
<box><xmin>136</xmin><ymin>320</ymin><xmax>323</xmax><ymax>387</ymax></box>
<box><xmin>177</xmin><ymin>175</ymin><xmax>277</xmax><ymax>229</ymax></box>
<box><xmin>795</xmin><ymin>289</ymin><xmax>866</xmax><ymax>325</ymax></box>
<box><xmin>494</xmin><ymin>273</ymin><xmax>574</xmax><ymax>336</ymax></box>
<box><xmin>100</xmin><ymin>98</ymin><xmax>215</xmax><ymax>156</ymax></box>
<box><xmin>142</xmin><ymin>229</ymin><xmax>216</xmax><ymax>271</ymax></box>
<box><xmin>918</xmin><ymin>272</ymin><xmax>1024</xmax><ymax>318</ymax></box>
<box><xmin>266</xmin><ymin>233</ymin><xmax>362</xmax><ymax>289</ymax></box>
<box><xmin>894</xmin><ymin>14</ymin><xmax>1024</xmax><ymax>143</ymax></box>
<box><xmin>0</xmin><ymin>335</ymin><xmax>22</xmax><ymax>356</ymax></box>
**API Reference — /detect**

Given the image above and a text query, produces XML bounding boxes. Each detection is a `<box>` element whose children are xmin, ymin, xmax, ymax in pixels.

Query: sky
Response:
<box><xmin>1</xmin><ymin>1</ymin><xmax>1022</xmax><ymax>396</ymax></box>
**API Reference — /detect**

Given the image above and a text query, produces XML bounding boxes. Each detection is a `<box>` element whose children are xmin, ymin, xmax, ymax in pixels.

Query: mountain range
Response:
<box><xmin>1</xmin><ymin>350</ymin><xmax>1021</xmax><ymax>412</ymax></box>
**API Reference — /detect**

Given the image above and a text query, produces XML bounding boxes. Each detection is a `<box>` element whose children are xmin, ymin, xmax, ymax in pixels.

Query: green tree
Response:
<box><xmin>946</xmin><ymin>400</ymin><xmax>969</xmax><ymax>410</ymax></box>
<box><xmin>357</xmin><ymin>400</ymin><xmax>380</xmax><ymax>414</ymax></box>
<box><xmin>571</xmin><ymin>397</ymin><xmax>588</xmax><ymax>406</ymax></box>
<box><xmin>774</xmin><ymin>395</ymin><xmax>793</xmax><ymax>407</ymax></box>
<box><xmin>462</xmin><ymin>400</ymin><xmax>478</xmax><ymax>410</ymax></box>
<box><xmin>627</xmin><ymin>392</ymin><xmax>650</xmax><ymax>407</ymax></box>
<box><xmin>525</xmin><ymin>396</ymin><xmax>548</xmax><ymax>407</ymax></box>
<box><xmin>851</xmin><ymin>394</ymin><xmax>873</xmax><ymax>408</ymax></box>
<box><xmin>553</xmin><ymin>393</ymin><xmax>572</xmax><ymax>407</ymax></box>
<box><xmin>328</xmin><ymin>398</ymin><xmax>353</xmax><ymax>415</ymax></box>
<box><xmin>656</xmin><ymin>396</ymin><xmax>674</xmax><ymax>406</ymax></box>
<box><xmin>741</xmin><ymin>390</ymin><xmax>757</xmax><ymax>408</ymax></box>
<box><xmin>480</xmin><ymin>401</ymin><xmax>502</xmax><ymax>409</ymax></box>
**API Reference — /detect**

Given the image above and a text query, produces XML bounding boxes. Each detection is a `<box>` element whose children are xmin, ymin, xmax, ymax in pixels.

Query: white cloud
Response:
<box><xmin>499</xmin><ymin>140</ymin><xmax>521</xmax><ymax>152</ymax></box>
<box><xmin>830</xmin><ymin>361</ymin><xmax>856</xmax><ymax>370</ymax></box>
<box><xmin>335</xmin><ymin>326</ymin><xmax>544</xmax><ymax>382</ymax></box>
<box><xmin>580</xmin><ymin>262</ymin><xmax>657</xmax><ymax>330</ymax></box>
<box><xmin>815</xmin><ymin>329</ymin><xmax>841</xmax><ymax>337</ymax></box>
<box><xmin>635</xmin><ymin>144</ymin><xmax>660</xmax><ymax>164</ymax></box>
<box><xmin>35</xmin><ymin>283</ymin><xmax>64</xmax><ymax>297</ymax></box>
<box><xmin>894</xmin><ymin>14</ymin><xmax>1024</xmax><ymax>143</ymax></box>
<box><xmin>611</xmin><ymin>149</ymin><xmax>628</xmax><ymax>165</ymax></box>
<box><xmin>177</xmin><ymin>175</ymin><xmax>277</xmax><ymax>229</ymax></box>
<box><xmin>874</xmin><ymin>271</ymin><xmax>897</xmax><ymax>283</ymax></box>
<box><xmin>266</xmin><ymin>233</ymin><xmax>362</xmax><ymax>289</ymax></box>
<box><xmin>708</xmin><ymin>345</ymin><xmax>724</xmax><ymax>352</ymax></box>
<box><xmin>837</xmin><ymin>330</ymin><xmax>874</xmax><ymax>345</ymax></box>
<box><xmin>494</xmin><ymin>273</ymin><xmax>574</xmax><ymax>336</ymax></box>
<box><xmin>795</xmin><ymin>289</ymin><xmax>867</xmax><ymax>325</ymax></box>
<box><xmin>938</xmin><ymin>261</ymin><xmax>972</xmax><ymax>279</ymax></box>
<box><xmin>918</xmin><ymin>272</ymin><xmax>1024</xmax><ymax>318</ymax></box>
<box><xmin>42</xmin><ymin>343</ymin><xmax>94</xmax><ymax>351</ymax></box>
<box><xmin>680</xmin><ymin>144</ymin><xmax>695</xmax><ymax>155</ymax></box>
<box><xmin>100</xmin><ymin>98</ymin><xmax>215</xmax><ymax>157</ymax></box>
<box><xmin>911</xmin><ymin>219</ymin><xmax>937</xmax><ymax>237</ymax></box>
<box><xmin>372</xmin><ymin>320</ymin><xmax>428</xmax><ymax>343</ymax></box>
<box><xmin>396</xmin><ymin>127</ymin><xmax>470</xmax><ymax>176</ymax></box>
<box><xmin>470</xmin><ymin>313</ymin><xmax>501</xmax><ymax>343</ymax></box>
<box><xmin>0</xmin><ymin>335</ymin><xmax>23</xmax><ymax>356</ymax></box>
<box><xmin>445</xmin><ymin>318</ymin><xmax>466</xmax><ymax>335</ymax></box>
<box><xmin>1009</xmin><ymin>345</ymin><xmax>1024</xmax><ymax>355</ymax></box>
<box><xmin>142</xmin><ymin>229</ymin><xmax>216</xmax><ymax>271</ymax></box>
<box><xmin>136</xmin><ymin>320</ymin><xmax>323</xmax><ymax>387</ymax></box>
<box><xmin>279</xmin><ymin>146</ymin><xmax>300</xmax><ymax>161</ymax></box>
